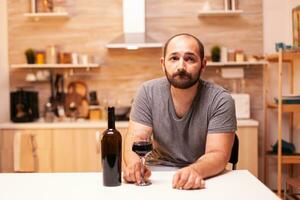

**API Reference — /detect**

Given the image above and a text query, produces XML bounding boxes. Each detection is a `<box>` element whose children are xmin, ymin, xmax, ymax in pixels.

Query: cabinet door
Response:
<box><xmin>29</xmin><ymin>129</ymin><xmax>52</xmax><ymax>172</ymax></box>
<box><xmin>52</xmin><ymin>128</ymin><xmax>128</xmax><ymax>172</ymax></box>
<box><xmin>73</xmin><ymin>129</ymin><xmax>103</xmax><ymax>172</ymax></box>
<box><xmin>52</xmin><ymin>128</ymin><xmax>103</xmax><ymax>172</ymax></box>
<box><xmin>0</xmin><ymin>129</ymin><xmax>15</xmax><ymax>172</ymax></box>
<box><xmin>52</xmin><ymin>129</ymin><xmax>76</xmax><ymax>172</ymax></box>
<box><xmin>0</xmin><ymin>129</ymin><xmax>52</xmax><ymax>172</ymax></box>
<box><xmin>236</xmin><ymin>126</ymin><xmax>258</xmax><ymax>177</ymax></box>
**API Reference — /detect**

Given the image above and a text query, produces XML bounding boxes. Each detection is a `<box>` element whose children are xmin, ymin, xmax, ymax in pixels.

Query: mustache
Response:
<box><xmin>172</xmin><ymin>69</ymin><xmax>192</xmax><ymax>79</ymax></box>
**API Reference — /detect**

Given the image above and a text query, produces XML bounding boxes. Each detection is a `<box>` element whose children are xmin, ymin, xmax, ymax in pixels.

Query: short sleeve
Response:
<box><xmin>130</xmin><ymin>85</ymin><xmax>153</xmax><ymax>127</ymax></box>
<box><xmin>208</xmin><ymin>92</ymin><xmax>237</xmax><ymax>133</ymax></box>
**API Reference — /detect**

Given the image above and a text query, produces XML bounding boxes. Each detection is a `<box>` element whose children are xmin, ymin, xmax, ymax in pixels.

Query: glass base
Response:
<box><xmin>135</xmin><ymin>180</ymin><xmax>152</xmax><ymax>186</ymax></box>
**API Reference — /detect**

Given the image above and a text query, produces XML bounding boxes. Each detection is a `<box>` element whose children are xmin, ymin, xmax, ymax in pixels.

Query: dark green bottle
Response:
<box><xmin>101</xmin><ymin>107</ymin><xmax>122</xmax><ymax>186</ymax></box>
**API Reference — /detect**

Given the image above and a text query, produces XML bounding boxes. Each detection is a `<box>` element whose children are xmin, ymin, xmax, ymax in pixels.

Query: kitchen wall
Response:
<box><xmin>7</xmin><ymin>0</ymin><xmax>264</xmax><ymax>175</ymax></box>
<box><xmin>8</xmin><ymin>0</ymin><xmax>263</xmax><ymax>106</ymax></box>
<box><xmin>0</xmin><ymin>0</ymin><xmax>10</xmax><ymax>122</ymax></box>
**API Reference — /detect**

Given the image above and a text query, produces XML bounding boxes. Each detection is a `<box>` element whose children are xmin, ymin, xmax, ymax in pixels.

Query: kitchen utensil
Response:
<box><xmin>55</xmin><ymin>74</ymin><xmax>65</xmax><ymax>104</ymax></box>
<box><xmin>64</xmin><ymin>92</ymin><xmax>82</xmax><ymax>118</ymax></box>
<box><xmin>78</xmin><ymin>98</ymin><xmax>89</xmax><ymax>118</ymax></box>
<box><xmin>25</xmin><ymin>73</ymin><xmax>37</xmax><ymax>82</ymax></box>
<box><xmin>64</xmin><ymin>81</ymin><xmax>89</xmax><ymax>118</ymax></box>
<box><xmin>48</xmin><ymin>73</ymin><xmax>65</xmax><ymax>117</ymax></box>
<box><xmin>115</xmin><ymin>106</ymin><xmax>131</xmax><ymax>121</ymax></box>
<box><xmin>44</xmin><ymin>102</ymin><xmax>55</xmax><ymax>122</ymax></box>
<box><xmin>89</xmin><ymin>91</ymin><xmax>99</xmax><ymax>105</ymax></box>
<box><xmin>67</xmin><ymin>81</ymin><xmax>87</xmax><ymax>97</ymax></box>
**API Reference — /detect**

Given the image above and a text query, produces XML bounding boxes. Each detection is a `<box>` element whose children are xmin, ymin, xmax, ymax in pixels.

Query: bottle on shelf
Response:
<box><xmin>101</xmin><ymin>107</ymin><xmax>122</xmax><ymax>186</ymax></box>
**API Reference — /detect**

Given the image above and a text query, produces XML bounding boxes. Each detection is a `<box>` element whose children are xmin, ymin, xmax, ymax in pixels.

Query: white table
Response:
<box><xmin>0</xmin><ymin>170</ymin><xmax>279</xmax><ymax>200</ymax></box>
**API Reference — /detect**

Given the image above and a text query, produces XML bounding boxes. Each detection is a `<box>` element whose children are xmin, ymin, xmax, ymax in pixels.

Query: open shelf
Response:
<box><xmin>264</xmin><ymin>50</ymin><xmax>300</xmax><ymax>196</ymax></box>
<box><xmin>266</xmin><ymin>52</ymin><xmax>300</xmax><ymax>62</ymax></box>
<box><xmin>198</xmin><ymin>10</ymin><xmax>243</xmax><ymax>17</ymax></box>
<box><xmin>266</xmin><ymin>153</ymin><xmax>300</xmax><ymax>164</ymax></box>
<box><xmin>207</xmin><ymin>61</ymin><xmax>267</xmax><ymax>67</ymax></box>
<box><xmin>267</xmin><ymin>102</ymin><xmax>300</xmax><ymax>112</ymax></box>
<box><xmin>24</xmin><ymin>12</ymin><xmax>69</xmax><ymax>20</ymax></box>
<box><xmin>11</xmin><ymin>64</ymin><xmax>100</xmax><ymax>69</ymax></box>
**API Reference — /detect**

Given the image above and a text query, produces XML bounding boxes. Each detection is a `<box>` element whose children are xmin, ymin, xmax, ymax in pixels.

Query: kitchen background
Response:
<box><xmin>9</xmin><ymin>0</ymin><xmax>262</xmax><ymax>108</ymax></box>
<box><xmin>1</xmin><ymin>0</ymin><xmax>300</xmax><ymax>191</ymax></box>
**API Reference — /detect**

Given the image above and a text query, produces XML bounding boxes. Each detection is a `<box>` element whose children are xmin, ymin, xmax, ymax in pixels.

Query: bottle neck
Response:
<box><xmin>107</xmin><ymin>107</ymin><xmax>115</xmax><ymax>129</ymax></box>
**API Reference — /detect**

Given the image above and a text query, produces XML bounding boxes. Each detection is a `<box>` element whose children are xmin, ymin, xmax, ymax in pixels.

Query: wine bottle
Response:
<box><xmin>101</xmin><ymin>106</ymin><xmax>122</xmax><ymax>186</ymax></box>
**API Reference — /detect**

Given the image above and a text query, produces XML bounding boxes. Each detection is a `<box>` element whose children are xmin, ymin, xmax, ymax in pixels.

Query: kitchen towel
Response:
<box><xmin>13</xmin><ymin>132</ymin><xmax>37</xmax><ymax>172</ymax></box>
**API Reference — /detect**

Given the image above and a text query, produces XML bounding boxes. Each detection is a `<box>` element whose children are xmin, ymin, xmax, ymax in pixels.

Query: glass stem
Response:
<box><xmin>140</xmin><ymin>156</ymin><xmax>145</xmax><ymax>183</ymax></box>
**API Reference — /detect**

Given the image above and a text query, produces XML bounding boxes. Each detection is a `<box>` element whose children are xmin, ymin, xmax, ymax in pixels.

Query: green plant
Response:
<box><xmin>211</xmin><ymin>45</ymin><xmax>221</xmax><ymax>62</ymax></box>
<box><xmin>25</xmin><ymin>48</ymin><xmax>35</xmax><ymax>64</ymax></box>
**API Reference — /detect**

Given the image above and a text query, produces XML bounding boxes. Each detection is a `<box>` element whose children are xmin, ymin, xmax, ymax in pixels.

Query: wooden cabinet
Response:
<box><xmin>0</xmin><ymin>129</ymin><xmax>15</xmax><ymax>172</ymax></box>
<box><xmin>236</xmin><ymin>125</ymin><xmax>258</xmax><ymax>177</ymax></box>
<box><xmin>0</xmin><ymin>124</ymin><xmax>256</xmax><ymax>174</ymax></box>
<box><xmin>52</xmin><ymin>128</ymin><xmax>102</xmax><ymax>172</ymax></box>
<box><xmin>0</xmin><ymin>127</ymin><xmax>128</xmax><ymax>173</ymax></box>
<box><xmin>0</xmin><ymin>129</ymin><xmax>52</xmax><ymax>172</ymax></box>
<box><xmin>52</xmin><ymin>128</ymin><xmax>127</xmax><ymax>172</ymax></box>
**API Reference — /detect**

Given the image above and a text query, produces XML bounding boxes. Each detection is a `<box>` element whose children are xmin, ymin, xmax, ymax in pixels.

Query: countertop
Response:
<box><xmin>0</xmin><ymin>170</ymin><xmax>279</xmax><ymax>200</ymax></box>
<box><xmin>0</xmin><ymin>119</ymin><xmax>259</xmax><ymax>129</ymax></box>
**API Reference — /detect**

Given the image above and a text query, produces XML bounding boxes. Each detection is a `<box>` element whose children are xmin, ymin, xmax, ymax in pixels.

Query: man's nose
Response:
<box><xmin>177</xmin><ymin>58</ymin><xmax>186</xmax><ymax>70</ymax></box>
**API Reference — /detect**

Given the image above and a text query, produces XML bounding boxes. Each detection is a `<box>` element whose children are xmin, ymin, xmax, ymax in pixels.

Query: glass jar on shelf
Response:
<box><xmin>35</xmin><ymin>50</ymin><xmax>46</xmax><ymax>64</ymax></box>
<box><xmin>227</xmin><ymin>49</ymin><xmax>235</xmax><ymax>62</ymax></box>
<box><xmin>235</xmin><ymin>49</ymin><xmax>244</xmax><ymax>62</ymax></box>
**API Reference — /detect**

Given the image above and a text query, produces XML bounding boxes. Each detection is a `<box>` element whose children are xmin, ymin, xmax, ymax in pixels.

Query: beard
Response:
<box><xmin>164</xmin><ymin>66</ymin><xmax>201</xmax><ymax>89</ymax></box>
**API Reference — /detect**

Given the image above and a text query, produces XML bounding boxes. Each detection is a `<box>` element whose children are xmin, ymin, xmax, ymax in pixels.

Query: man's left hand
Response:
<box><xmin>172</xmin><ymin>165</ymin><xmax>205</xmax><ymax>190</ymax></box>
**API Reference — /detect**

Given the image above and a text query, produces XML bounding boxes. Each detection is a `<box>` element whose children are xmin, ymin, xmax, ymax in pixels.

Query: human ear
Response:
<box><xmin>201</xmin><ymin>58</ymin><xmax>207</xmax><ymax>73</ymax></box>
<box><xmin>160</xmin><ymin>57</ymin><xmax>166</xmax><ymax>72</ymax></box>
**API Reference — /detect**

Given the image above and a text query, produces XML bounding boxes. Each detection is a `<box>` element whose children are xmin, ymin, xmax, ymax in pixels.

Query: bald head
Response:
<box><xmin>163</xmin><ymin>33</ymin><xmax>205</xmax><ymax>61</ymax></box>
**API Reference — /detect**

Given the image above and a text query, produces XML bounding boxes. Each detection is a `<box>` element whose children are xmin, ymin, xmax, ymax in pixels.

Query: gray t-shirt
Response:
<box><xmin>130</xmin><ymin>77</ymin><xmax>237</xmax><ymax>167</ymax></box>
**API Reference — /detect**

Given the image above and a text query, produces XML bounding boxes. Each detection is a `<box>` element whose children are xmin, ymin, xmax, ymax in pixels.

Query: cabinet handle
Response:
<box><xmin>95</xmin><ymin>131</ymin><xmax>101</xmax><ymax>154</ymax></box>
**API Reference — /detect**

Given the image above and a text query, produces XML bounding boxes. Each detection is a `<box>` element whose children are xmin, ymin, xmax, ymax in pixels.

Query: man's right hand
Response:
<box><xmin>123</xmin><ymin>159</ymin><xmax>152</xmax><ymax>184</ymax></box>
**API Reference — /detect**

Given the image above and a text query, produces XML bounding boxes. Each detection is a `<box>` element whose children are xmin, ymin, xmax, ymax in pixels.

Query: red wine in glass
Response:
<box><xmin>132</xmin><ymin>141</ymin><xmax>153</xmax><ymax>156</ymax></box>
<box><xmin>132</xmin><ymin>140</ymin><xmax>153</xmax><ymax>186</ymax></box>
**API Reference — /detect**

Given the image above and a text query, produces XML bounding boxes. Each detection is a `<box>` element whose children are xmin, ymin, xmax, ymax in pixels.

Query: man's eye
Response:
<box><xmin>185</xmin><ymin>57</ymin><xmax>195</xmax><ymax>62</ymax></box>
<box><xmin>169</xmin><ymin>56</ymin><xmax>178</xmax><ymax>61</ymax></box>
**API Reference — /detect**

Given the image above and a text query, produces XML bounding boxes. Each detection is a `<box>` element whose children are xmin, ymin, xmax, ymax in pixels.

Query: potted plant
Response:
<box><xmin>25</xmin><ymin>48</ymin><xmax>35</xmax><ymax>64</ymax></box>
<box><xmin>211</xmin><ymin>45</ymin><xmax>221</xmax><ymax>62</ymax></box>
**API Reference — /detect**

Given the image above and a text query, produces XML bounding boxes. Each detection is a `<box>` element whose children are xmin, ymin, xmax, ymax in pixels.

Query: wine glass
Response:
<box><xmin>132</xmin><ymin>138</ymin><xmax>153</xmax><ymax>186</ymax></box>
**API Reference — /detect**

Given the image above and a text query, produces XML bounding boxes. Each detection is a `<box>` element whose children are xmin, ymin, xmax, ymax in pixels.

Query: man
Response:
<box><xmin>123</xmin><ymin>33</ymin><xmax>237</xmax><ymax>190</ymax></box>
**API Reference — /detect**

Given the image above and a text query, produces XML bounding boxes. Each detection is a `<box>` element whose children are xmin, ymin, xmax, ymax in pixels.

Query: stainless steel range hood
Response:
<box><xmin>106</xmin><ymin>0</ymin><xmax>163</xmax><ymax>49</ymax></box>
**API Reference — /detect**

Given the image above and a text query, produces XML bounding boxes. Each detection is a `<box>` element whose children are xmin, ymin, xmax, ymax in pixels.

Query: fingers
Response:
<box><xmin>123</xmin><ymin>163</ymin><xmax>152</xmax><ymax>184</ymax></box>
<box><xmin>134</xmin><ymin>163</ymin><xmax>142</xmax><ymax>184</ymax></box>
<box><xmin>172</xmin><ymin>169</ymin><xmax>205</xmax><ymax>190</ymax></box>
<box><xmin>183</xmin><ymin>174</ymin><xmax>196</xmax><ymax>190</ymax></box>
<box><xmin>123</xmin><ymin>166</ymin><xmax>137</xmax><ymax>183</ymax></box>
<box><xmin>175</xmin><ymin>172</ymin><xmax>189</xmax><ymax>189</ymax></box>
<box><xmin>143</xmin><ymin>166</ymin><xmax>152</xmax><ymax>181</ymax></box>
<box><xmin>172</xmin><ymin>172</ymin><xmax>180</xmax><ymax>188</ymax></box>
<box><xmin>192</xmin><ymin>177</ymin><xmax>205</xmax><ymax>189</ymax></box>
